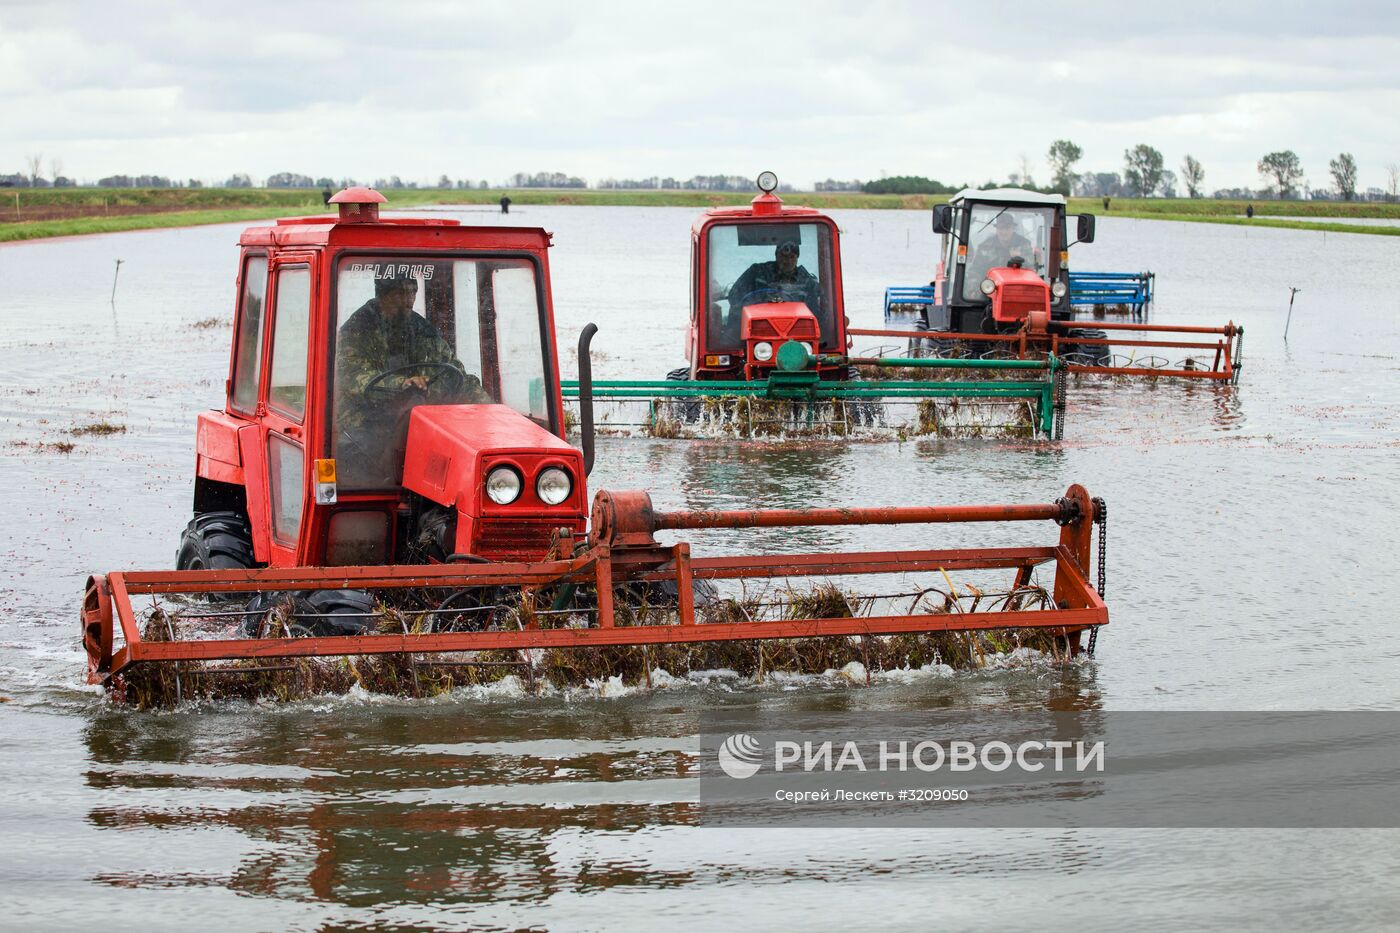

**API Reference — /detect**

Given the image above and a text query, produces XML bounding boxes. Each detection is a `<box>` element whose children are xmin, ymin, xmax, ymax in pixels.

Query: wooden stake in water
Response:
<box><xmin>1283</xmin><ymin>286</ymin><xmax>1301</xmax><ymax>340</ymax></box>
<box><xmin>110</xmin><ymin>259</ymin><xmax>124</xmax><ymax>303</ymax></box>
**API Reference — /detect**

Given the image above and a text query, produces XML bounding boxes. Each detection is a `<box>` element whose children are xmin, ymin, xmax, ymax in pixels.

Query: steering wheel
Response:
<box><xmin>362</xmin><ymin>362</ymin><xmax>466</xmax><ymax>402</ymax></box>
<box><xmin>734</xmin><ymin>286</ymin><xmax>801</xmax><ymax>307</ymax></box>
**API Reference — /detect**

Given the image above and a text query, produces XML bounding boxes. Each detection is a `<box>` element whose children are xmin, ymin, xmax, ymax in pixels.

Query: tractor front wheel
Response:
<box><xmin>662</xmin><ymin>366</ymin><xmax>704</xmax><ymax>425</ymax></box>
<box><xmin>177</xmin><ymin>512</ymin><xmax>257</xmax><ymax>607</ymax></box>
<box><xmin>177</xmin><ymin>511</ymin><xmax>256</xmax><ymax>573</ymax></box>
<box><xmin>177</xmin><ymin>512</ymin><xmax>257</xmax><ymax>605</ymax></box>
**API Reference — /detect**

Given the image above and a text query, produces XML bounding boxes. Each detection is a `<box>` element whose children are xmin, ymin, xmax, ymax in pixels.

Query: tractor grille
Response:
<box><xmin>475</xmin><ymin>520</ymin><xmax>557</xmax><ymax>561</ymax></box>
<box><xmin>1002</xmin><ymin>285</ymin><xmax>1045</xmax><ymax>304</ymax></box>
<box><xmin>998</xmin><ymin>284</ymin><xmax>1047</xmax><ymax>321</ymax></box>
<box><xmin>749</xmin><ymin>319</ymin><xmax>779</xmax><ymax>337</ymax></box>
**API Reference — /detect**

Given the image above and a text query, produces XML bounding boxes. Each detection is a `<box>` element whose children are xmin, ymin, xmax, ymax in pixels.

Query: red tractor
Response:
<box><xmin>181</xmin><ymin>188</ymin><xmax>584</xmax><ymax>591</ymax></box>
<box><xmin>572</xmin><ymin>175</ymin><xmax>1067</xmax><ymax>438</ymax></box>
<box><xmin>678</xmin><ymin>170</ymin><xmax>850</xmax><ymax>383</ymax></box>
<box><xmin>81</xmin><ymin>189</ymin><xmax>1109</xmax><ymax>704</ymax></box>
<box><xmin>878</xmin><ymin>188</ymin><xmax>1242</xmax><ymax>382</ymax></box>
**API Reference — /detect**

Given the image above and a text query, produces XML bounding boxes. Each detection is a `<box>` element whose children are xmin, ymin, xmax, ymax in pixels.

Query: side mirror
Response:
<box><xmin>932</xmin><ymin>204</ymin><xmax>954</xmax><ymax>235</ymax></box>
<box><xmin>576</xmin><ymin>323</ymin><xmax>598</xmax><ymax>476</ymax></box>
<box><xmin>1076</xmin><ymin>213</ymin><xmax>1096</xmax><ymax>244</ymax></box>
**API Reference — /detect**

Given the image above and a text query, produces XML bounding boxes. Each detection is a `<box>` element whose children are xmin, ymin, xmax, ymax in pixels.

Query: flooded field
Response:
<box><xmin>1</xmin><ymin>206</ymin><xmax>1398</xmax><ymax>930</ymax></box>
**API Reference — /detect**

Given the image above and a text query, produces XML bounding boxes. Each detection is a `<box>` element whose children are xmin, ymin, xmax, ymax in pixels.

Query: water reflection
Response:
<box><xmin>78</xmin><ymin>663</ymin><xmax>1104</xmax><ymax>906</ymax></box>
<box><xmin>674</xmin><ymin>440</ymin><xmax>842</xmax><ymax>510</ymax></box>
<box><xmin>82</xmin><ymin>706</ymin><xmax>701</xmax><ymax>907</ymax></box>
<box><xmin>1208</xmin><ymin>381</ymin><xmax>1245</xmax><ymax>431</ymax></box>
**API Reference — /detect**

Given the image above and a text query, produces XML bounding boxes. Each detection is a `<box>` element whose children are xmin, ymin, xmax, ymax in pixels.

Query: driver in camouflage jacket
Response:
<box><xmin>727</xmin><ymin>239</ymin><xmax>822</xmax><ymax>318</ymax></box>
<box><xmin>334</xmin><ymin>275</ymin><xmax>478</xmax><ymax>484</ymax></box>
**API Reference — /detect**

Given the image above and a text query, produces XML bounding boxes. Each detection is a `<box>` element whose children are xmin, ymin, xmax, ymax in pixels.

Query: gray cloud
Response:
<box><xmin>2</xmin><ymin>0</ymin><xmax>1398</xmax><ymax>190</ymax></box>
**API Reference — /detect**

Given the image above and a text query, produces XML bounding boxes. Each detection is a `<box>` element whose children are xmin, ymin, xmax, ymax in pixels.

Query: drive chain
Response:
<box><xmin>1051</xmin><ymin>365</ymin><xmax>1067</xmax><ymax>441</ymax></box>
<box><xmin>1087</xmin><ymin>496</ymin><xmax>1107</xmax><ymax>656</ymax></box>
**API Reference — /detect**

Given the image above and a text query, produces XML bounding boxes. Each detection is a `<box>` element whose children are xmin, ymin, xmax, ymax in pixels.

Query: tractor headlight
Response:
<box><xmin>1051</xmin><ymin>280</ymin><xmax>1068</xmax><ymax>298</ymax></box>
<box><xmin>805</xmin><ymin>342</ymin><xmax>818</xmax><ymax>357</ymax></box>
<box><xmin>980</xmin><ymin>278</ymin><xmax>996</xmax><ymax>296</ymax></box>
<box><xmin>536</xmin><ymin>466</ymin><xmax>572</xmax><ymax>506</ymax></box>
<box><xmin>753</xmin><ymin>341</ymin><xmax>774</xmax><ymax>362</ymax></box>
<box><xmin>485</xmin><ymin>466</ymin><xmax>522</xmax><ymax>505</ymax></box>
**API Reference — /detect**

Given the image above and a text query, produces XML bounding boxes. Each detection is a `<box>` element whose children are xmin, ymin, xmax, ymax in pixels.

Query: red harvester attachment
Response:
<box><xmin>84</xmin><ymin>484</ymin><xmax>1106</xmax><ymax>706</ymax></box>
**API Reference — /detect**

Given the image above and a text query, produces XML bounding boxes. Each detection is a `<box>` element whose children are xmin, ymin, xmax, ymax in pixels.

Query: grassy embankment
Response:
<box><xmin>1070</xmin><ymin>196</ymin><xmax>1400</xmax><ymax>237</ymax></box>
<box><xmin>3</xmin><ymin>186</ymin><xmax>1398</xmax><ymax>242</ymax></box>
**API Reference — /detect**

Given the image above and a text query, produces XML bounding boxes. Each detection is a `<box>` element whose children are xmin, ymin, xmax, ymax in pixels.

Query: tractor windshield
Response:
<box><xmin>705</xmin><ymin>222</ymin><xmax>836</xmax><ymax>352</ymax></box>
<box><xmin>962</xmin><ymin>205</ymin><xmax>1056</xmax><ymax>300</ymax></box>
<box><xmin>332</xmin><ymin>256</ymin><xmax>550</xmax><ymax>489</ymax></box>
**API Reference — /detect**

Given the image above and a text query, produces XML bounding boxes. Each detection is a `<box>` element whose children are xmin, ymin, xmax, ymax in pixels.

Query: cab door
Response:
<box><xmin>259</xmin><ymin>256</ymin><xmax>316</xmax><ymax>566</ymax></box>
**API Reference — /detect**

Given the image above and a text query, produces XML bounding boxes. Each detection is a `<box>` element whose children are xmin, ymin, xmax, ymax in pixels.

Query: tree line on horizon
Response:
<box><xmin>817</xmin><ymin>145</ymin><xmax>1394</xmax><ymax>202</ymax></box>
<box><xmin>3</xmin><ymin>148</ymin><xmax>1397</xmax><ymax>201</ymax></box>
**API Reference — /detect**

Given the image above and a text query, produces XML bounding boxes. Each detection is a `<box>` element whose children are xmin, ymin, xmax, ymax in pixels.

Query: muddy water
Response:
<box><xmin>1</xmin><ymin>208</ymin><xmax>1398</xmax><ymax>931</ymax></box>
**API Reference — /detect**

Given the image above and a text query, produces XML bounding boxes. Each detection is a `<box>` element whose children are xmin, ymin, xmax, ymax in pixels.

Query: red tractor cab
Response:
<box><xmin>684</xmin><ymin>173</ymin><xmax>848</xmax><ymax>382</ymax></box>
<box><xmin>185</xmin><ymin>187</ymin><xmax>586</xmax><ymax>579</ymax></box>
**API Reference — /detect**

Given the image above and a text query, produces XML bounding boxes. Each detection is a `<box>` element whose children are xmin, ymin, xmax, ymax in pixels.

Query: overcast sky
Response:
<box><xmin>3</xmin><ymin>0</ymin><xmax>1398</xmax><ymax>192</ymax></box>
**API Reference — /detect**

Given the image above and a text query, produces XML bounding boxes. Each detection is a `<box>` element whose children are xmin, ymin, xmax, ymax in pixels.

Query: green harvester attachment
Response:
<box><xmin>564</xmin><ymin>340</ymin><xmax>1066</xmax><ymax>440</ymax></box>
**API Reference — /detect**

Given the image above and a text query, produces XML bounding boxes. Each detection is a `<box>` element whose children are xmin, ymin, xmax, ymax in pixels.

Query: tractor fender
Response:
<box><xmin>195</xmin><ymin>410</ymin><xmax>246</xmax><ymax>486</ymax></box>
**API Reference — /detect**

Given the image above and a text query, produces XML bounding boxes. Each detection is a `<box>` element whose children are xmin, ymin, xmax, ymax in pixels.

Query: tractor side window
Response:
<box><xmin>492</xmin><ymin>265</ymin><xmax>548</xmax><ymax>420</ymax></box>
<box><xmin>267</xmin><ymin>434</ymin><xmax>305</xmax><ymax>545</ymax></box>
<box><xmin>451</xmin><ymin>263</ymin><xmax>484</xmax><ymax>382</ymax></box>
<box><xmin>231</xmin><ymin>257</ymin><xmax>268</xmax><ymax>413</ymax></box>
<box><xmin>268</xmin><ymin>266</ymin><xmax>312</xmax><ymax>420</ymax></box>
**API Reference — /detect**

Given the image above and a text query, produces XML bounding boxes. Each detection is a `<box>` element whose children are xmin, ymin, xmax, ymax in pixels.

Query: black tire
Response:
<box><xmin>296</xmin><ymin>589</ymin><xmax>379</xmax><ymax>636</ymax></box>
<box><xmin>177</xmin><ymin>511</ymin><xmax>256</xmax><ymax>606</ymax></box>
<box><xmin>662</xmin><ymin>366</ymin><xmax>703</xmax><ymax>423</ymax></box>
<box><xmin>1062</xmin><ymin>327</ymin><xmax>1111</xmax><ymax>367</ymax></box>
<box><xmin>176</xmin><ymin>511</ymin><xmax>255</xmax><ymax>572</ymax></box>
<box><xmin>242</xmin><ymin>589</ymin><xmax>378</xmax><ymax>638</ymax></box>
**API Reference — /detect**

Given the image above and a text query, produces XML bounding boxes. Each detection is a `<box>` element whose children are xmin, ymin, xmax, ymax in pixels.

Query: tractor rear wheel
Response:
<box><xmin>241</xmin><ymin>589</ymin><xmax>378</xmax><ymax>638</ymax></box>
<box><xmin>176</xmin><ymin>510</ymin><xmax>256</xmax><ymax>599</ymax></box>
<box><xmin>1062</xmin><ymin>327</ymin><xmax>1112</xmax><ymax>367</ymax></box>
